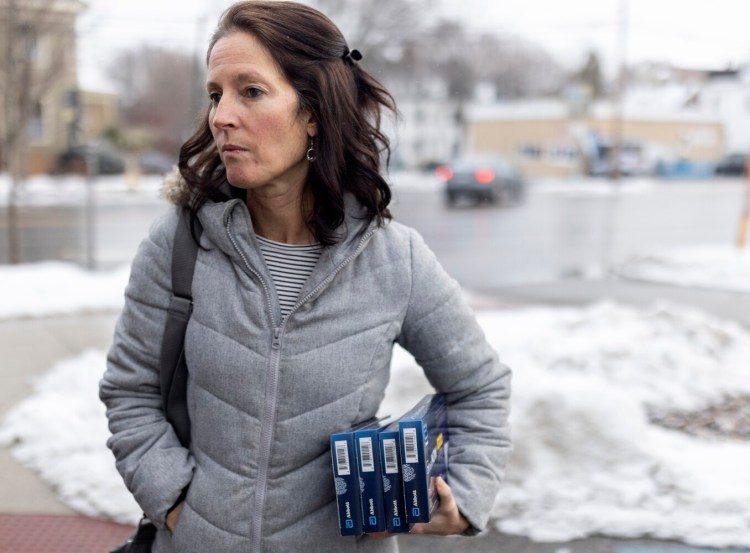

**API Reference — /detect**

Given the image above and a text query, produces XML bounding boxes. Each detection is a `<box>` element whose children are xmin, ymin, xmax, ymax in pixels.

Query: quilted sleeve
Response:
<box><xmin>397</xmin><ymin>228</ymin><xmax>512</xmax><ymax>534</ymax></box>
<box><xmin>99</xmin><ymin>208</ymin><xmax>195</xmax><ymax>528</ymax></box>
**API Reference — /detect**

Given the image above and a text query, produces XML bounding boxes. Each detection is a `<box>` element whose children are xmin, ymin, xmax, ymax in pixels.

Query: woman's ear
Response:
<box><xmin>304</xmin><ymin>108</ymin><xmax>318</xmax><ymax>137</ymax></box>
<box><xmin>307</xmin><ymin>117</ymin><xmax>318</xmax><ymax>138</ymax></box>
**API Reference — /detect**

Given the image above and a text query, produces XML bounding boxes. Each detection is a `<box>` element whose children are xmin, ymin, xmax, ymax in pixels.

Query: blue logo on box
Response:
<box><xmin>345</xmin><ymin>520</ymin><xmax>354</xmax><ymax>529</ymax></box>
<box><xmin>369</xmin><ymin>516</ymin><xmax>377</xmax><ymax>526</ymax></box>
<box><xmin>393</xmin><ymin>518</ymin><xmax>401</xmax><ymax>527</ymax></box>
<box><xmin>412</xmin><ymin>507</ymin><xmax>420</xmax><ymax>517</ymax></box>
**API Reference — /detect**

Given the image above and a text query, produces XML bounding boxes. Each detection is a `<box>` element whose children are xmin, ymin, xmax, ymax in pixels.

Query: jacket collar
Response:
<box><xmin>160</xmin><ymin>167</ymin><xmax>376</xmax><ymax>264</ymax></box>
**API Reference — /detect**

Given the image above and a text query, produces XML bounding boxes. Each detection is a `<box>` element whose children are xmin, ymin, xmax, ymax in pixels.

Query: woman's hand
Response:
<box><xmin>409</xmin><ymin>477</ymin><xmax>470</xmax><ymax>536</ymax></box>
<box><xmin>166</xmin><ymin>501</ymin><xmax>185</xmax><ymax>533</ymax></box>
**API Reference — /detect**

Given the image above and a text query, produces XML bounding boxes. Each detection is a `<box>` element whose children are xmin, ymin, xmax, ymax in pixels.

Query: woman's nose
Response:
<box><xmin>211</xmin><ymin>97</ymin><xmax>237</xmax><ymax>128</ymax></box>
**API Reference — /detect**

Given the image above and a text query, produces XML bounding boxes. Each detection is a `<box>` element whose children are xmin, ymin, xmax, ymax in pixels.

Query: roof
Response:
<box><xmin>466</xmin><ymin>98</ymin><xmax>721</xmax><ymax>125</ymax></box>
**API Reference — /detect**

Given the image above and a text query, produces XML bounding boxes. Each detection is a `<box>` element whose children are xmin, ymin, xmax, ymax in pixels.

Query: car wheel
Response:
<box><xmin>445</xmin><ymin>191</ymin><xmax>457</xmax><ymax>207</ymax></box>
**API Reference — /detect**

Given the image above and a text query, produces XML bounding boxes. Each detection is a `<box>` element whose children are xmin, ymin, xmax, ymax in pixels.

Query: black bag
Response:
<box><xmin>110</xmin><ymin>210</ymin><xmax>202</xmax><ymax>553</ymax></box>
<box><xmin>111</xmin><ymin>517</ymin><xmax>157</xmax><ymax>553</ymax></box>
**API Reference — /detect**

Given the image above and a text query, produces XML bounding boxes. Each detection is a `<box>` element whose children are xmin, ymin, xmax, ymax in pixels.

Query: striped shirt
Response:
<box><xmin>257</xmin><ymin>235</ymin><xmax>323</xmax><ymax>319</ymax></box>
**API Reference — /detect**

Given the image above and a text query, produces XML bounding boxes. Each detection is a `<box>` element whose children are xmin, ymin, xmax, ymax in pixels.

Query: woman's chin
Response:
<box><xmin>224</xmin><ymin>172</ymin><xmax>257</xmax><ymax>190</ymax></box>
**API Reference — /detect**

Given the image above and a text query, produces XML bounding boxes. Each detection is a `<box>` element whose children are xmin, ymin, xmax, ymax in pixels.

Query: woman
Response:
<box><xmin>100</xmin><ymin>2</ymin><xmax>511</xmax><ymax>552</ymax></box>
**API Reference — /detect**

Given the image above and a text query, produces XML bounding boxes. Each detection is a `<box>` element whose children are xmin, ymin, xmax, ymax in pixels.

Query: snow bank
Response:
<box><xmin>479</xmin><ymin>303</ymin><xmax>750</xmax><ymax>547</ymax></box>
<box><xmin>0</xmin><ymin>262</ymin><xmax>128</xmax><ymax>319</ymax></box>
<box><xmin>0</xmin><ymin>351</ymin><xmax>139</xmax><ymax>523</ymax></box>
<box><xmin>0</xmin><ymin>173</ymin><xmax>165</xmax><ymax>207</ymax></box>
<box><xmin>2</xmin><ymin>301</ymin><xmax>750</xmax><ymax>546</ymax></box>
<box><xmin>617</xmin><ymin>245</ymin><xmax>750</xmax><ymax>294</ymax></box>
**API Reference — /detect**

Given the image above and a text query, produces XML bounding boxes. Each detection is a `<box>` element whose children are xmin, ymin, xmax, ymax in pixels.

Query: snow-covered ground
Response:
<box><xmin>0</xmin><ymin>173</ymin><xmax>167</xmax><ymax>207</ymax></box>
<box><xmin>616</xmin><ymin>245</ymin><xmax>750</xmax><ymax>294</ymax></box>
<box><xmin>0</xmin><ymin>262</ymin><xmax>129</xmax><ymax>319</ymax></box>
<box><xmin>1</xmin><ymin>259</ymin><xmax>750</xmax><ymax>546</ymax></box>
<box><xmin>1</xmin><ymin>300</ymin><xmax>749</xmax><ymax>546</ymax></box>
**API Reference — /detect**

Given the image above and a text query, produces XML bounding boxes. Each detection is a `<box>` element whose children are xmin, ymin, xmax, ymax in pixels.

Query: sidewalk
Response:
<box><xmin>1</xmin><ymin>281</ymin><xmax>750</xmax><ymax>552</ymax></box>
<box><xmin>0</xmin><ymin>313</ymin><xmax>135</xmax><ymax>553</ymax></box>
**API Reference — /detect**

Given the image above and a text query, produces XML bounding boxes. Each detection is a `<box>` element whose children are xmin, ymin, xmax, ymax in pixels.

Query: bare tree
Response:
<box><xmin>574</xmin><ymin>50</ymin><xmax>605</xmax><ymax>99</ymax></box>
<box><xmin>310</xmin><ymin>0</ymin><xmax>430</xmax><ymax>76</ymax></box>
<box><xmin>0</xmin><ymin>0</ymin><xmax>82</xmax><ymax>263</ymax></box>
<box><xmin>107</xmin><ymin>45</ymin><xmax>203</xmax><ymax>156</ymax></box>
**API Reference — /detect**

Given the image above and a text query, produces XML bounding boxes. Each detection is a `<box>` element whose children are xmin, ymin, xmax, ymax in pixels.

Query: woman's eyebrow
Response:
<box><xmin>206</xmin><ymin>71</ymin><xmax>266</xmax><ymax>89</ymax></box>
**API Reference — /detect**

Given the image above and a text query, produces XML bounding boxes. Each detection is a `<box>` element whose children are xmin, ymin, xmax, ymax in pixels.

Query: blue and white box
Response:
<box><xmin>354</xmin><ymin>422</ymin><xmax>390</xmax><ymax>533</ymax></box>
<box><xmin>331</xmin><ymin>425</ymin><xmax>365</xmax><ymax>535</ymax></box>
<box><xmin>399</xmin><ymin>394</ymin><xmax>449</xmax><ymax>524</ymax></box>
<box><xmin>378</xmin><ymin>421</ymin><xmax>411</xmax><ymax>533</ymax></box>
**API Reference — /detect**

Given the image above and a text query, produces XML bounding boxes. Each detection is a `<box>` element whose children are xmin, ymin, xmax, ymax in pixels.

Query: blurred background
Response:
<box><xmin>3</xmin><ymin>0</ymin><xmax>750</xmax><ymax>279</ymax></box>
<box><xmin>3</xmin><ymin>1</ymin><xmax>750</xmax><ymax>552</ymax></box>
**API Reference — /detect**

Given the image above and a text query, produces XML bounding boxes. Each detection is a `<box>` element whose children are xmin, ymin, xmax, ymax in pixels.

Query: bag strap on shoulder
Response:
<box><xmin>159</xmin><ymin>208</ymin><xmax>203</xmax><ymax>447</ymax></box>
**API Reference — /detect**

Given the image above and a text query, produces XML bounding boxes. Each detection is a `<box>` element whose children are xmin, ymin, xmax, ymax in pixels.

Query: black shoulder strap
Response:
<box><xmin>159</xmin><ymin>208</ymin><xmax>203</xmax><ymax>447</ymax></box>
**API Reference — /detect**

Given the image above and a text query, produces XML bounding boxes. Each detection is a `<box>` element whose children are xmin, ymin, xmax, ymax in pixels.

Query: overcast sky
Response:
<box><xmin>78</xmin><ymin>0</ymin><xmax>750</xmax><ymax>92</ymax></box>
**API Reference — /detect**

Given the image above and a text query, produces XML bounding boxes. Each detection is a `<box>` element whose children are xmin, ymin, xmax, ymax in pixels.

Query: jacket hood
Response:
<box><xmin>160</xmin><ymin>167</ymin><xmax>374</xmax><ymax>242</ymax></box>
<box><xmin>160</xmin><ymin>167</ymin><xmax>192</xmax><ymax>207</ymax></box>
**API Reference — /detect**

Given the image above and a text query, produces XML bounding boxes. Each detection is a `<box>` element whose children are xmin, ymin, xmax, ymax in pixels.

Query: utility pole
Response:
<box><xmin>611</xmin><ymin>0</ymin><xmax>628</xmax><ymax>182</ymax></box>
<box><xmin>6</xmin><ymin>5</ymin><xmax>36</xmax><ymax>264</ymax></box>
<box><xmin>601</xmin><ymin>0</ymin><xmax>628</xmax><ymax>275</ymax></box>
<box><xmin>737</xmin><ymin>152</ymin><xmax>750</xmax><ymax>249</ymax></box>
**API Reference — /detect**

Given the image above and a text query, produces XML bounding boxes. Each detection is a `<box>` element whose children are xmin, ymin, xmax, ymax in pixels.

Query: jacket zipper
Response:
<box><xmin>225</xmin><ymin>214</ymin><xmax>282</xmax><ymax>553</ymax></box>
<box><xmin>226</xmin><ymin>211</ymin><xmax>376</xmax><ymax>553</ymax></box>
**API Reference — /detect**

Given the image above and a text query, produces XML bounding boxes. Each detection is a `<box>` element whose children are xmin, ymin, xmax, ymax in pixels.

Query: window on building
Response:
<box><xmin>28</xmin><ymin>101</ymin><xmax>45</xmax><ymax>141</ymax></box>
<box><xmin>518</xmin><ymin>144</ymin><xmax>542</xmax><ymax>159</ymax></box>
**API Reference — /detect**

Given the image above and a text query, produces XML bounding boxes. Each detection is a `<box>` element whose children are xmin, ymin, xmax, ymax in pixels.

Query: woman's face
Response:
<box><xmin>206</xmin><ymin>32</ymin><xmax>316</xmax><ymax>193</ymax></box>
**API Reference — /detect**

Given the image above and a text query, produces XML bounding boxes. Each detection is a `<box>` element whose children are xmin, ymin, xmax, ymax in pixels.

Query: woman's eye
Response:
<box><xmin>208</xmin><ymin>92</ymin><xmax>221</xmax><ymax>105</ymax></box>
<box><xmin>245</xmin><ymin>87</ymin><xmax>264</xmax><ymax>98</ymax></box>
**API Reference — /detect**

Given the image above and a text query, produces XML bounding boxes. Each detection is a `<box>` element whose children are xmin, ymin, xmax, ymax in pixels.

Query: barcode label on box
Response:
<box><xmin>403</xmin><ymin>427</ymin><xmax>418</xmax><ymax>463</ymax></box>
<box><xmin>334</xmin><ymin>440</ymin><xmax>350</xmax><ymax>475</ymax></box>
<box><xmin>359</xmin><ymin>437</ymin><xmax>375</xmax><ymax>472</ymax></box>
<box><xmin>382</xmin><ymin>438</ymin><xmax>398</xmax><ymax>474</ymax></box>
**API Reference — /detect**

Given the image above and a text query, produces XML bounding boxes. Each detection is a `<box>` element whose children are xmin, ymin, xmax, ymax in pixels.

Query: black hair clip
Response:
<box><xmin>342</xmin><ymin>48</ymin><xmax>363</xmax><ymax>66</ymax></box>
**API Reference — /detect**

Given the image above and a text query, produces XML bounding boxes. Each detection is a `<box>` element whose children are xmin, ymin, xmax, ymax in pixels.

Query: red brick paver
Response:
<box><xmin>0</xmin><ymin>514</ymin><xmax>135</xmax><ymax>553</ymax></box>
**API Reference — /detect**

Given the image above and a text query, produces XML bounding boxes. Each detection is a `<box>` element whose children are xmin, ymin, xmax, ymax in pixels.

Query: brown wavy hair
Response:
<box><xmin>178</xmin><ymin>0</ymin><xmax>396</xmax><ymax>245</ymax></box>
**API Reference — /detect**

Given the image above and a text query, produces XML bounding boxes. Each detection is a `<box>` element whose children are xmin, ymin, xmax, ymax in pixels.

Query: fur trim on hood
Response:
<box><xmin>160</xmin><ymin>166</ymin><xmax>192</xmax><ymax>207</ymax></box>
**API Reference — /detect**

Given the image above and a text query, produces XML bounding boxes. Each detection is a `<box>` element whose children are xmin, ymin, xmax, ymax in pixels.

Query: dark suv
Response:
<box><xmin>438</xmin><ymin>155</ymin><xmax>525</xmax><ymax>207</ymax></box>
<box><xmin>715</xmin><ymin>153</ymin><xmax>746</xmax><ymax>176</ymax></box>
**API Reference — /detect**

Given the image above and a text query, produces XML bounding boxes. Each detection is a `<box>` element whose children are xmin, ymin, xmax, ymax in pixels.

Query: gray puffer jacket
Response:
<box><xmin>100</xmin><ymin>182</ymin><xmax>511</xmax><ymax>553</ymax></box>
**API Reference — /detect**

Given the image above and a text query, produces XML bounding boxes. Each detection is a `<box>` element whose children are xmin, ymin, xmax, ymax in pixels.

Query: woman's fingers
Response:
<box><xmin>408</xmin><ymin>477</ymin><xmax>469</xmax><ymax>536</ymax></box>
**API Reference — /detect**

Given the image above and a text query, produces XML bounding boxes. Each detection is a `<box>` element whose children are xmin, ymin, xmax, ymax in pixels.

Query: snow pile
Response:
<box><xmin>2</xmin><ymin>301</ymin><xmax>750</xmax><ymax>546</ymax></box>
<box><xmin>535</xmin><ymin>178</ymin><xmax>655</xmax><ymax>197</ymax></box>
<box><xmin>481</xmin><ymin>302</ymin><xmax>750</xmax><ymax>547</ymax></box>
<box><xmin>0</xmin><ymin>351</ymin><xmax>139</xmax><ymax>523</ymax></box>
<box><xmin>617</xmin><ymin>245</ymin><xmax>750</xmax><ymax>293</ymax></box>
<box><xmin>0</xmin><ymin>173</ymin><xmax>165</xmax><ymax>207</ymax></box>
<box><xmin>0</xmin><ymin>262</ymin><xmax>128</xmax><ymax>319</ymax></box>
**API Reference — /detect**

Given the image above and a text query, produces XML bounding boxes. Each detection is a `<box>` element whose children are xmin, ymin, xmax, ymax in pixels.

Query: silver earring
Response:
<box><xmin>306</xmin><ymin>137</ymin><xmax>316</xmax><ymax>163</ymax></box>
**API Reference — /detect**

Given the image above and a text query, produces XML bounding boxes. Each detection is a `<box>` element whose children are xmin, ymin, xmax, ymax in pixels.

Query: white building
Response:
<box><xmin>696</xmin><ymin>68</ymin><xmax>750</xmax><ymax>154</ymax></box>
<box><xmin>384</xmin><ymin>76</ymin><xmax>465</xmax><ymax>170</ymax></box>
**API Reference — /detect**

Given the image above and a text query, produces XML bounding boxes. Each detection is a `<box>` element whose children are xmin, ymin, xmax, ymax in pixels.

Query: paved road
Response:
<box><xmin>1</xmin><ymin>176</ymin><xmax>746</xmax><ymax>284</ymax></box>
<box><xmin>391</xmin><ymin>178</ymin><xmax>746</xmax><ymax>291</ymax></box>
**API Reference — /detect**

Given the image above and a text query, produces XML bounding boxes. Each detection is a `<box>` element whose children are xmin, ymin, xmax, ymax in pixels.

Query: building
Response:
<box><xmin>390</xmin><ymin>98</ymin><xmax>464</xmax><ymax>170</ymax></box>
<box><xmin>79</xmin><ymin>90</ymin><xmax>120</xmax><ymax>144</ymax></box>
<box><xmin>692</xmin><ymin>68</ymin><xmax>750</xmax><ymax>155</ymax></box>
<box><xmin>466</xmin><ymin>98</ymin><xmax>724</xmax><ymax>178</ymax></box>
<box><xmin>0</xmin><ymin>0</ymin><xmax>92</xmax><ymax>174</ymax></box>
<box><xmin>384</xmin><ymin>74</ymin><xmax>465</xmax><ymax>170</ymax></box>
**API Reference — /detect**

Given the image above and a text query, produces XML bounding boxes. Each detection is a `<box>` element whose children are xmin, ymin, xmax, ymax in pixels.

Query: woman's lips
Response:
<box><xmin>222</xmin><ymin>144</ymin><xmax>246</xmax><ymax>154</ymax></box>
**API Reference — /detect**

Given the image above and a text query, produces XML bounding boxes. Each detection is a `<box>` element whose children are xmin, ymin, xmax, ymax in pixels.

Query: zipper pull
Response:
<box><xmin>272</xmin><ymin>328</ymin><xmax>282</xmax><ymax>350</ymax></box>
